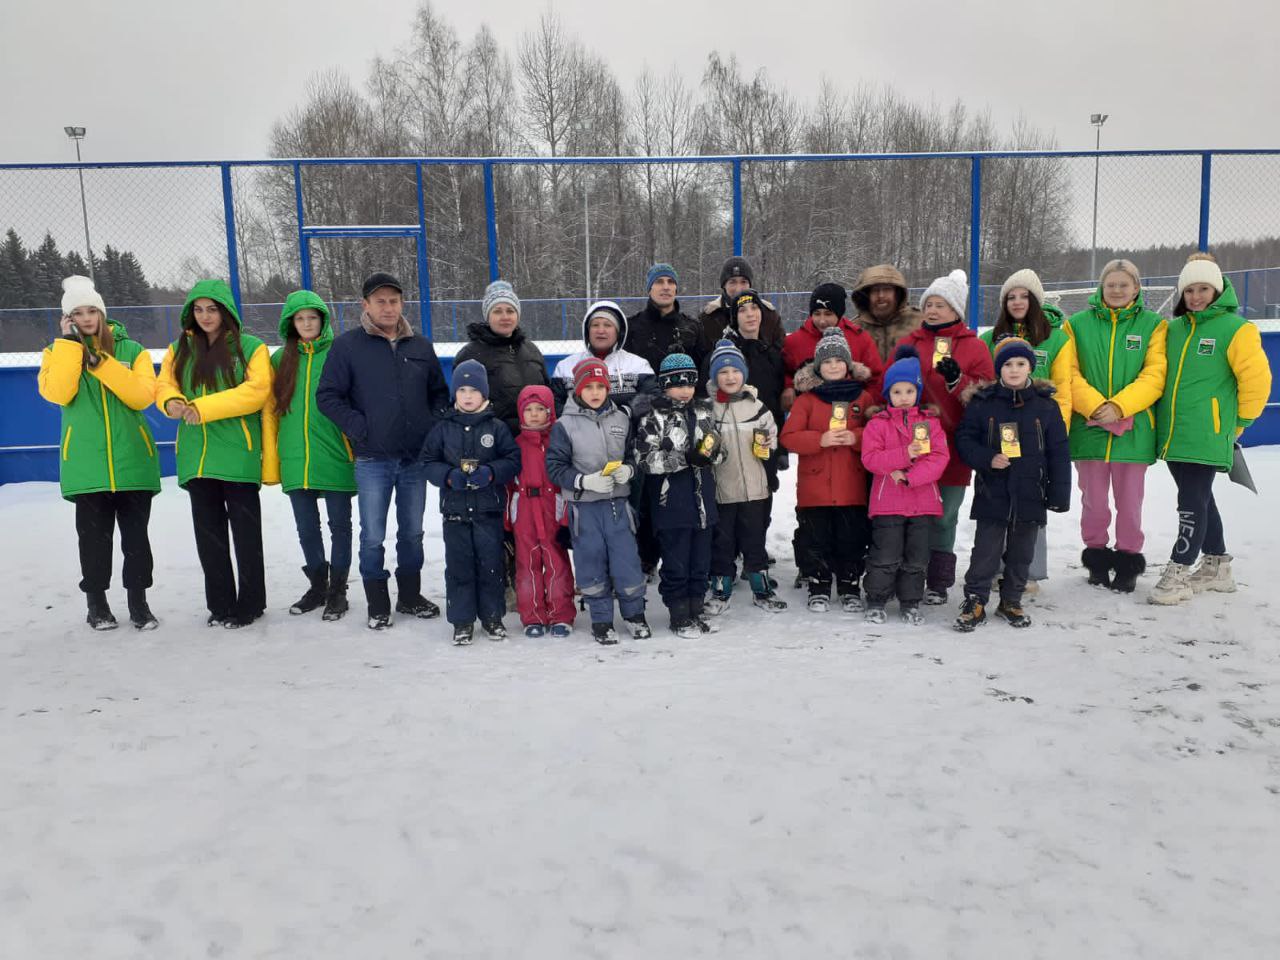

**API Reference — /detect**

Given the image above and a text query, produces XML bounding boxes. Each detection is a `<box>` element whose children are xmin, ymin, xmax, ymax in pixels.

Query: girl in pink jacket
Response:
<box><xmin>860</xmin><ymin>346</ymin><xmax>949</xmax><ymax>624</ymax></box>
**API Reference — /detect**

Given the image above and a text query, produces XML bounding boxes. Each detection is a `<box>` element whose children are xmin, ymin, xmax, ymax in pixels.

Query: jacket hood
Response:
<box><xmin>851</xmin><ymin>264</ymin><xmax>909</xmax><ymax>312</ymax></box>
<box><xmin>516</xmin><ymin>384</ymin><xmax>556</xmax><ymax>429</ymax></box>
<box><xmin>181</xmin><ymin>279</ymin><xmax>241</xmax><ymax>331</ymax></box>
<box><xmin>581</xmin><ymin>300</ymin><xmax>629</xmax><ymax>356</ymax></box>
<box><xmin>1176</xmin><ymin>274</ymin><xmax>1239</xmax><ymax>318</ymax></box>
<box><xmin>277</xmin><ymin>289</ymin><xmax>332</xmax><ymax>343</ymax></box>
<box><xmin>466</xmin><ymin>320</ymin><xmax>528</xmax><ymax>348</ymax></box>
<box><xmin>1042</xmin><ymin>302</ymin><xmax>1066</xmax><ymax>328</ymax></box>
<box><xmin>106</xmin><ymin>318</ymin><xmax>132</xmax><ymax>342</ymax></box>
<box><xmin>973</xmin><ymin>379</ymin><xmax>1058</xmax><ymax>403</ymax></box>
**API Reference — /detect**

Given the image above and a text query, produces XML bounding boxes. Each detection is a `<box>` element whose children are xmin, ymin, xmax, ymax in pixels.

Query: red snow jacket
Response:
<box><xmin>506</xmin><ymin>387</ymin><xmax>568</xmax><ymax>543</ymax></box>
<box><xmin>860</xmin><ymin>407</ymin><xmax>948</xmax><ymax>518</ymax></box>
<box><xmin>896</xmin><ymin>322</ymin><xmax>994</xmax><ymax>487</ymax></box>
<box><xmin>779</xmin><ymin>374</ymin><xmax>869</xmax><ymax>508</ymax></box>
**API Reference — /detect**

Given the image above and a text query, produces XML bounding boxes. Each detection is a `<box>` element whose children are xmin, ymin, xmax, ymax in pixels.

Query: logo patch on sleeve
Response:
<box><xmin>1125</xmin><ymin>334</ymin><xmax>1143</xmax><ymax>351</ymax></box>
<box><xmin>1198</xmin><ymin>338</ymin><xmax>1216</xmax><ymax>356</ymax></box>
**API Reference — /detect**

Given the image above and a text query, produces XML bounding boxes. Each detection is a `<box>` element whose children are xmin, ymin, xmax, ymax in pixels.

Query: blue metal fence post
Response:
<box><xmin>415</xmin><ymin>161</ymin><xmax>434</xmax><ymax>339</ymax></box>
<box><xmin>1198</xmin><ymin>152</ymin><xmax>1212</xmax><ymax>252</ymax></box>
<box><xmin>732</xmin><ymin>158</ymin><xmax>743</xmax><ymax>256</ymax></box>
<box><xmin>483</xmin><ymin>161</ymin><xmax>499</xmax><ymax>281</ymax></box>
<box><xmin>968</xmin><ymin>155</ymin><xmax>982</xmax><ymax>326</ymax></box>
<box><xmin>1243</xmin><ymin>269</ymin><xmax>1251</xmax><ymax>318</ymax></box>
<box><xmin>293</xmin><ymin>161</ymin><xmax>312</xmax><ymax>289</ymax></box>
<box><xmin>220</xmin><ymin>164</ymin><xmax>242</xmax><ymax>315</ymax></box>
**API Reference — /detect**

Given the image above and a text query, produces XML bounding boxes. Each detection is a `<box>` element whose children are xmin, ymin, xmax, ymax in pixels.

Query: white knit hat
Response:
<box><xmin>999</xmin><ymin>268</ymin><xmax>1045</xmax><ymax>306</ymax></box>
<box><xmin>1177</xmin><ymin>257</ymin><xmax>1224</xmax><ymax>297</ymax></box>
<box><xmin>919</xmin><ymin>269</ymin><xmax>968</xmax><ymax>320</ymax></box>
<box><xmin>61</xmin><ymin>275</ymin><xmax>106</xmax><ymax>316</ymax></box>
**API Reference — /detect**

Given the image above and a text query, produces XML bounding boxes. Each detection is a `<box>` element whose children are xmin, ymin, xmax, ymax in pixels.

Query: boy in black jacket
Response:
<box><xmin>422</xmin><ymin>360</ymin><xmax>521</xmax><ymax>645</ymax></box>
<box><xmin>954</xmin><ymin>337</ymin><xmax>1069</xmax><ymax>631</ymax></box>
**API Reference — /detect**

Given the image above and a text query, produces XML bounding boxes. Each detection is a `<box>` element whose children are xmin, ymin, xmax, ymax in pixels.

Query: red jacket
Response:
<box><xmin>860</xmin><ymin>407</ymin><xmax>948</xmax><ymax>518</ymax></box>
<box><xmin>896</xmin><ymin>323</ymin><xmax>994</xmax><ymax>487</ymax></box>
<box><xmin>779</xmin><ymin>381</ymin><xmax>868</xmax><ymax>508</ymax></box>
<box><xmin>783</xmin><ymin>317</ymin><xmax>885</xmax><ymax>403</ymax></box>
<box><xmin>508</xmin><ymin>425</ymin><xmax>567</xmax><ymax>542</ymax></box>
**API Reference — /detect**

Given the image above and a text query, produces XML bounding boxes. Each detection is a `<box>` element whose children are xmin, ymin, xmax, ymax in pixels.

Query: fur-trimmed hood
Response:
<box><xmin>966</xmin><ymin>378</ymin><xmax>1058</xmax><ymax>405</ymax></box>
<box><xmin>792</xmin><ymin>358</ymin><xmax>872</xmax><ymax>394</ymax></box>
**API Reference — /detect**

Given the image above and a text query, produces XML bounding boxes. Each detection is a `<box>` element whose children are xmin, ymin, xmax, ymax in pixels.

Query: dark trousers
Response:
<box><xmin>863</xmin><ymin>515</ymin><xmax>932</xmax><ymax>607</ymax></box>
<box><xmin>442</xmin><ymin>514</ymin><xmax>507</xmax><ymax>626</ymax></box>
<box><xmin>796</xmin><ymin>505</ymin><xmax>870</xmax><ymax>596</ymax></box>
<box><xmin>635</xmin><ymin>486</ymin><xmax>662</xmax><ymax>572</ymax></box>
<box><xmin>963</xmin><ymin>519</ymin><xmax>1039</xmax><ymax>604</ymax></box>
<box><xmin>287</xmin><ymin>489</ymin><xmax>354</xmax><ymax>571</ymax></box>
<box><xmin>187</xmin><ymin>478</ymin><xmax>266</xmax><ymax>619</ymax></box>
<box><xmin>656</xmin><ymin>525</ymin><xmax>713</xmax><ymax>609</ymax></box>
<box><xmin>710</xmin><ymin>499</ymin><xmax>770</xmax><ymax>577</ymax></box>
<box><xmin>1167</xmin><ymin>461</ymin><xmax>1226</xmax><ymax>565</ymax></box>
<box><xmin>74</xmin><ymin>491</ymin><xmax>154</xmax><ymax>593</ymax></box>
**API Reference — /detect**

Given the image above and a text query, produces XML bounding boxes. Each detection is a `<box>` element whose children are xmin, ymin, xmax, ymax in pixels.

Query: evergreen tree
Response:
<box><xmin>31</xmin><ymin>233</ymin><xmax>66</xmax><ymax>303</ymax></box>
<box><xmin>0</xmin><ymin>229</ymin><xmax>36</xmax><ymax>308</ymax></box>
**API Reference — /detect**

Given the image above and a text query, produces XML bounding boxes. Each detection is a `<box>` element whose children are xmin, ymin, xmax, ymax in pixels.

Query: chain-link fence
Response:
<box><xmin>2</xmin><ymin>150</ymin><xmax>1278</xmax><ymax>363</ymax></box>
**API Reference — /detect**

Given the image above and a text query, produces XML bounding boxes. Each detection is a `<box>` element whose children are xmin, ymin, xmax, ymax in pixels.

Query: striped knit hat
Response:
<box><xmin>993</xmin><ymin>335</ymin><xmax>1037</xmax><ymax>372</ymax></box>
<box><xmin>572</xmin><ymin>357</ymin><xmax>609</xmax><ymax>396</ymax></box>
<box><xmin>658</xmin><ymin>352</ymin><xmax>699</xmax><ymax>389</ymax></box>
<box><xmin>813</xmin><ymin>326</ymin><xmax>853</xmax><ymax>368</ymax></box>
<box><xmin>482</xmin><ymin>279</ymin><xmax>520</xmax><ymax>320</ymax></box>
<box><xmin>708</xmin><ymin>338</ymin><xmax>748</xmax><ymax>382</ymax></box>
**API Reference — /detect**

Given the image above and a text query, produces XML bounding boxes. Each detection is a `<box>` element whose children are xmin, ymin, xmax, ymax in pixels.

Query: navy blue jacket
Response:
<box><xmin>316</xmin><ymin>326</ymin><xmax>451</xmax><ymax>461</ymax></box>
<box><xmin>956</xmin><ymin>381</ymin><xmax>1070</xmax><ymax>525</ymax></box>
<box><xmin>422</xmin><ymin>406</ymin><xmax>521</xmax><ymax>516</ymax></box>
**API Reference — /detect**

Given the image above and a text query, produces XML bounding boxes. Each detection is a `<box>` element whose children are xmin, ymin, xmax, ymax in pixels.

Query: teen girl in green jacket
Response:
<box><xmin>156</xmin><ymin>279</ymin><xmax>271</xmax><ymax>628</ymax></box>
<box><xmin>262</xmin><ymin>291</ymin><xmax>356</xmax><ymax>620</ymax></box>
<box><xmin>1148</xmin><ymin>254</ymin><xmax>1272</xmax><ymax>604</ymax></box>
<box><xmin>38</xmin><ymin>276</ymin><xmax>161</xmax><ymax>631</ymax></box>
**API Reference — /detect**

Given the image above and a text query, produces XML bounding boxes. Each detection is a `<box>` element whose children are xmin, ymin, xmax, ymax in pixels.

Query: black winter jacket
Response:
<box><xmin>956</xmin><ymin>381</ymin><xmax>1070</xmax><ymax>525</ymax></box>
<box><xmin>453</xmin><ymin>323</ymin><xmax>550</xmax><ymax>435</ymax></box>
<box><xmin>316</xmin><ymin>327</ymin><xmax>450</xmax><ymax>461</ymax></box>
<box><xmin>626</xmin><ymin>299</ymin><xmax>706</xmax><ymax>374</ymax></box>
<box><xmin>421</xmin><ymin>406</ymin><xmax>521</xmax><ymax>516</ymax></box>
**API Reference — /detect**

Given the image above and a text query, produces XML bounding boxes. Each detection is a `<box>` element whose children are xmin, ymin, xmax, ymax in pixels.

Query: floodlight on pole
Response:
<box><xmin>1089</xmin><ymin>114</ymin><xmax>1109</xmax><ymax>281</ymax></box>
<box><xmin>64</xmin><ymin>126</ymin><xmax>95</xmax><ymax>282</ymax></box>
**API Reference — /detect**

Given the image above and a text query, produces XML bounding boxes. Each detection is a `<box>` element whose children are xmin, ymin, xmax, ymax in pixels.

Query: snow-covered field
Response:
<box><xmin>3</xmin><ymin>453</ymin><xmax>1279</xmax><ymax>959</ymax></box>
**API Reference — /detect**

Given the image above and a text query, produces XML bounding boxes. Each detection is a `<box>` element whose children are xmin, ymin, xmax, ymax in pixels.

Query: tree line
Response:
<box><xmin>0</xmin><ymin>229</ymin><xmax>152</xmax><ymax>310</ymax></box>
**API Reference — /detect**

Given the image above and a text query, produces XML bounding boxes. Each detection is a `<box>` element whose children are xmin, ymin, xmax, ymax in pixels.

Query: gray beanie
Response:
<box><xmin>482</xmin><ymin>280</ymin><xmax>521</xmax><ymax>320</ymax></box>
<box><xmin>813</xmin><ymin>326</ymin><xmax>853</xmax><ymax>369</ymax></box>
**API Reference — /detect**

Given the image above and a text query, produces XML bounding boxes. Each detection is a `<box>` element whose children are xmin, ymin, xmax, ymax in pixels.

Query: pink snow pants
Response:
<box><xmin>1075</xmin><ymin>460</ymin><xmax>1148</xmax><ymax>553</ymax></box>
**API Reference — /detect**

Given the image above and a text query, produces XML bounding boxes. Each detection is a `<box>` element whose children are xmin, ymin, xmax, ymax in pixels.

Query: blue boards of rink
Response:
<box><xmin>3</xmin><ymin>337</ymin><xmax>1280</xmax><ymax>485</ymax></box>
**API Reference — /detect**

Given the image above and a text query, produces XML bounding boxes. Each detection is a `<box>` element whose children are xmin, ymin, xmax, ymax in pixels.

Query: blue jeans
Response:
<box><xmin>354</xmin><ymin>457</ymin><xmax>429</xmax><ymax>581</ymax></box>
<box><xmin>287</xmin><ymin>489</ymin><xmax>354</xmax><ymax>572</ymax></box>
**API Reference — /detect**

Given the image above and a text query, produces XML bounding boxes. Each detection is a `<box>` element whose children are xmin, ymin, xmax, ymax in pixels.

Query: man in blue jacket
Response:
<box><xmin>317</xmin><ymin>272</ymin><xmax>451</xmax><ymax>629</ymax></box>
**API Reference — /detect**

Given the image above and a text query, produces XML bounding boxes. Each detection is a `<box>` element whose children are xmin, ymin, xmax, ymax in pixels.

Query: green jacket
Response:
<box><xmin>1155</xmin><ymin>278</ymin><xmax>1273</xmax><ymax>470</ymax></box>
<box><xmin>1063</xmin><ymin>289</ymin><xmax>1168</xmax><ymax>464</ymax></box>
<box><xmin>38</xmin><ymin>319</ymin><xmax>162</xmax><ymax>501</ymax></box>
<box><xmin>263</xmin><ymin>290</ymin><xmax>356</xmax><ymax>493</ymax></box>
<box><xmin>156</xmin><ymin>279</ymin><xmax>271</xmax><ymax>487</ymax></box>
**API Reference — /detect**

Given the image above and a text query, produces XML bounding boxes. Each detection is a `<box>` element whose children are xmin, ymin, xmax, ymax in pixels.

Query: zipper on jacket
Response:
<box><xmin>303</xmin><ymin>350</ymin><xmax>314</xmax><ymax>488</ymax></box>
<box><xmin>100</xmin><ymin>381</ymin><xmax>116</xmax><ymax>492</ymax></box>
<box><xmin>198</xmin><ymin>388</ymin><xmax>209</xmax><ymax>477</ymax></box>
<box><xmin>1104</xmin><ymin>309</ymin><xmax>1118</xmax><ymax>463</ymax></box>
<box><xmin>1035</xmin><ymin>418</ymin><xmax>1044</xmax><ymax>452</ymax></box>
<box><xmin>1161</xmin><ymin>316</ymin><xmax>1196</xmax><ymax>459</ymax></box>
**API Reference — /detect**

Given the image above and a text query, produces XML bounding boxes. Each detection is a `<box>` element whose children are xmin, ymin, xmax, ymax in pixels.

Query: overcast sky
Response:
<box><xmin>2</xmin><ymin>0</ymin><xmax>1278</xmax><ymax>164</ymax></box>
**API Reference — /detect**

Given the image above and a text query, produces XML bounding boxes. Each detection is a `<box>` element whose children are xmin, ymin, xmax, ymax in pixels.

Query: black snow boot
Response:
<box><xmin>86</xmin><ymin>591</ymin><xmax>118</xmax><ymax>631</ymax></box>
<box><xmin>127</xmin><ymin>588</ymin><xmax>158</xmax><ymax>631</ymax></box>
<box><xmin>365</xmin><ymin>578</ymin><xmax>393</xmax><ymax>630</ymax></box>
<box><xmin>395</xmin><ymin>572</ymin><xmax>440</xmax><ymax>619</ymax></box>
<box><xmin>290</xmin><ymin>562</ymin><xmax>329</xmax><ymax>615</ymax></box>
<box><xmin>322</xmin><ymin>567</ymin><xmax>349</xmax><ymax>621</ymax></box>
<box><xmin>1081</xmin><ymin>547</ymin><xmax>1115</xmax><ymax>588</ymax></box>
<box><xmin>1110</xmin><ymin>550</ymin><xmax>1146</xmax><ymax>594</ymax></box>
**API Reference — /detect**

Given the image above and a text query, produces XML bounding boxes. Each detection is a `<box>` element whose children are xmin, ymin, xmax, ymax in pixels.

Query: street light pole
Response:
<box><xmin>1089</xmin><ymin>113</ymin><xmax>1109</xmax><ymax>281</ymax></box>
<box><xmin>64</xmin><ymin>126</ymin><xmax>94</xmax><ymax>281</ymax></box>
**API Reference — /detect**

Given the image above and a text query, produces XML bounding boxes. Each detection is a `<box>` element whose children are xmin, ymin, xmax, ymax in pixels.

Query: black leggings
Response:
<box><xmin>1166</xmin><ymin>461</ymin><xmax>1226</xmax><ymax>565</ymax></box>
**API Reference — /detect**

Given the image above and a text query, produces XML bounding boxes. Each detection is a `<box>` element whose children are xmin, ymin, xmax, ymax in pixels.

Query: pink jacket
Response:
<box><xmin>860</xmin><ymin>408</ymin><xmax>949</xmax><ymax>518</ymax></box>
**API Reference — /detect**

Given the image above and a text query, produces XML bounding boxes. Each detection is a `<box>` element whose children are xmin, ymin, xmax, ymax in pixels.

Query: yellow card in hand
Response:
<box><xmin>912</xmin><ymin>421</ymin><xmax>931</xmax><ymax>455</ymax></box>
<box><xmin>829</xmin><ymin>400</ymin><xmax>849</xmax><ymax>432</ymax></box>
<box><xmin>932</xmin><ymin>336</ymin><xmax>952</xmax><ymax>367</ymax></box>
<box><xmin>602</xmin><ymin>460</ymin><xmax>623</xmax><ymax>476</ymax></box>
<box><xmin>751</xmin><ymin>428</ymin><xmax>770</xmax><ymax>459</ymax></box>
<box><xmin>1000</xmin><ymin>422</ymin><xmax>1021</xmax><ymax>458</ymax></box>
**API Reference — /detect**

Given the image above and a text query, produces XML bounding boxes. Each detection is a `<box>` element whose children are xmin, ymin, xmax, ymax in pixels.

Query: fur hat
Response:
<box><xmin>920</xmin><ymin>269</ymin><xmax>968</xmax><ymax>320</ymax></box>
<box><xmin>809</xmin><ymin>282</ymin><xmax>847</xmax><ymax>318</ymax></box>
<box><xmin>882</xmin><ymin>344</ymin><xmax>922</xmax><ymax>399</ymax></box>
<box><xmin>1177</xmin><ymin>252</ymin><xmax>1224</xmax><ymax>298</ymax></box>
<box><xmin>451</xmin><ymin>358</ymin><xmax>489</xmax><ymax>401</ymax></box>
<box><xmin>994</xmin><ymin>335</ymin><xmax>1037</xmax><ymax>374</ymax></box>
<box><xmin>708</xmin><ymin>338</ymin><xmax>748</xmax><ymax>382</ymax></box>
<box><xmin>999</xmin><ymin>268</ymin><xmax>1045</xmax><ymax>307</ymax></box>
<box><xmin>482</xmin><ymin>279</ymin><xmax>521</xmax><ymax>320</ymax></box>
<box><xmin>813</xmin><ymin>326</ymin><xmax>853</xmax><ymax>371</ymax></box>
<box><xmin>658</xmin><ymin>352</ymin><xmax>699</xmax><ymax>389</ymax></box>
<box><xmin>573</xmin><ymin>358</ymin><xmax>610</xmax><ymax>396</ymax></box>
<box><xmin>646</xmin><ymin>262</ymin><xmax>678</xmax><ymax>291</ymax></box>
<box><xmin>61</xmin><ymin>275</ymin><xmax>106</xmax><ymax>316</ymax></box>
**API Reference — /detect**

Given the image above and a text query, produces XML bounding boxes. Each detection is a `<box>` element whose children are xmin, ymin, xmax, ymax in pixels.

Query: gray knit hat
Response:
<box><xmin>813</xmin><ymin>327</ymin><xmax>853</xmax><ymax>368</ymax></box>
<box><xmin>482</xmin><ymin>280</ymin><xmax>521</xmax><ymax>320</ymax></box>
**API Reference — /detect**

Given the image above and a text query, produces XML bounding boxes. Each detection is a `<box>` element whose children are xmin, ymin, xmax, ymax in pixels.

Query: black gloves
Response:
<box><xmin>935</xmin><ymin>356</ymin><xmax>961</xmax><ymax>389</ymax></box>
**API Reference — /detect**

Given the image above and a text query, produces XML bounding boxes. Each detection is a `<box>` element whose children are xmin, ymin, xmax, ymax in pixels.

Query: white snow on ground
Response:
<box><xmin>2</xmin><ymin>453</ymin><xmax>1280</xmax><ymax>959</ymax></box>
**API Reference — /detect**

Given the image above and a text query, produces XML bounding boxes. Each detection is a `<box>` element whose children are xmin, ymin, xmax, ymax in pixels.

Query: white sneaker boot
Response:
<box><xmin>1188</xmin><ymin>554</ymin><xmax>1236</xmax><ymax>593</ymax></box>
<box><xmin>1148</xmin><ymin>562</ymin><xmax>1194</xmax><ymax>605</ymax></box>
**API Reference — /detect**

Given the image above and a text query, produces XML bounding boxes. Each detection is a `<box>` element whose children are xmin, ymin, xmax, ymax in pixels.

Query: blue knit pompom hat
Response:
<box><xmin>708</xmin><ymin>339</ymin><xmax>748</xmax><ymax>382</ymax></box>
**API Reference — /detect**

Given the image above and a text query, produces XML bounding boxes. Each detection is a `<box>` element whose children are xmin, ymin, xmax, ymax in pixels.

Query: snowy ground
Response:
<box><xmin>3</xmin><ymin>454</ymin><xmax>1280</xmax><ymax>959</ymax></box>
